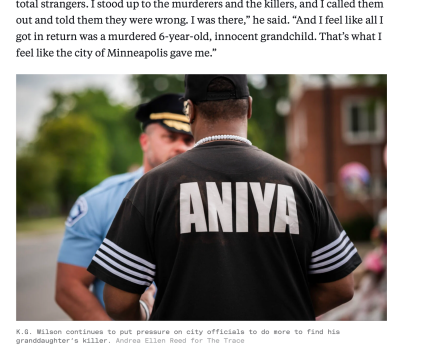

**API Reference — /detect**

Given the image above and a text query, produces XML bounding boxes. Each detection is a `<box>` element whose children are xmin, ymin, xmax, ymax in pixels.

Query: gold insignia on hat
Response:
<box><xmin>163</xmin><ymin>120</ymin><xmax>191</xmax><ymax>132</ymax></box>
<box><xmin>150</xmin><ymin>113</ymin><xmax>189</xmax><ymax>123</ymax></box>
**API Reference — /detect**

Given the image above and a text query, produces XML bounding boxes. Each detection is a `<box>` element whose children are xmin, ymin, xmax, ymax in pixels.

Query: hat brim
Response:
<box><xmin>144</xmin><ymin>119</ymin><xmax>192</xmax><ymax>136</ymax></box>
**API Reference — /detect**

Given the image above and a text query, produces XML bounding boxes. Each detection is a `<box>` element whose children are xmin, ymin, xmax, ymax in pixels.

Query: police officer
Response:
<box><xmin>87</xmin><ymin>75</ymin><xmax>361</xmax><ymax>320</ymax></box>
<box><xmin>56</xmin><ymin>93</ymin><xmax>194</xmax><ymax>320</ymax></box>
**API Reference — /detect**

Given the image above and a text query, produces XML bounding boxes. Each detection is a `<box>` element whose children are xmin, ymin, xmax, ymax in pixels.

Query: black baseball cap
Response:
<box><xmin>135</xmin><ymin>93</ymin><xmax>191</xmax><ymax>135</ymax></box>
<box><xmin>182</xmin><ymin>75</ymin><xmax>249</xmax><ymax>103</ymax></box>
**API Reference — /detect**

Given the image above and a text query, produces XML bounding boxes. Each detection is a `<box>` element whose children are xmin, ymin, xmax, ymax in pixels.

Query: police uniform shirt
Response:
<box><xmin>58</xmin><ymin>167</ymin><xmax>144</xmax><ymax>306</ymax></box>
<box><xmin>88</xmin><ymin>142</ymin><xmax>362</xmax><ymax>320</ymax></box>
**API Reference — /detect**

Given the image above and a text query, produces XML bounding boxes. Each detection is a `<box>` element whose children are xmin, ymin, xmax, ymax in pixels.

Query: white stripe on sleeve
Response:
<box><xmin>310</xmin><ymin>236</ymin><xmax>350</xmax><ymax>263</ymax></box>
<box><xmin>95</xmin><ymin>250</ymin><xmax>154</xmax><ymax>282</ymax></box>
<box><xmin>92</xmin><ymin>256</ymin><xmax>151</xmax><ymax>286</ymax></box>
<box><xmin>308</xmin><ymin>248</ymin><xmax>358</xmax><ymax>274</ymax></box>
<box><xmin>104</xmin><ymin>238</ymin><xmax>156</xmax><ymax>269</ymax></box>
<box><xmin>311</xmin><ymin>231</ymin><xmax>347</xmax><ymax>257</ymax></box>
<box><xmin>99</xmin><ymin>244</ymin><xmax>155</xmax><ymax>276</ymax></box>
<box><xmin>309</xmin><ymin>242</ymin><xmax>355</xmax><ymax>269</ymax></box>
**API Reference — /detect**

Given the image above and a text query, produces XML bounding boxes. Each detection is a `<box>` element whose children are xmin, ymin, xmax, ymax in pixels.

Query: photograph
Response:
<box><xmin>16</xmin><ymin>74</ymin><xmax>387</xmax><ymax>321</ymax></box>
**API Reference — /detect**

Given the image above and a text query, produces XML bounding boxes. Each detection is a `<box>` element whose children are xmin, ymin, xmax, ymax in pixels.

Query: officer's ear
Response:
<box><xmin>139</xmin><ymin>132</ymin><xmax>148</xmax><ymax>152</ymax></box>
<box><xmin>139</xmin><ymin>124</ymin><xmax>153</xmax><ymax>152</ymax></box>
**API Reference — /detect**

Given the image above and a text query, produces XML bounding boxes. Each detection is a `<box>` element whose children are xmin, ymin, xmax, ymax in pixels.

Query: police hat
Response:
<box><xmin>182</xmin><ymin>75</ymin><xmax>249</xmax><ymax>103</ymax></box>
<box><xmin>135</xmin><ymin>93</ymin><xmax>191</xmax><ymax>135</ymax></box>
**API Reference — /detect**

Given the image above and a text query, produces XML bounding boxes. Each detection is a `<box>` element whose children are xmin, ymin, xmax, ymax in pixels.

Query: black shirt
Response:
<box><xmin>88</xmin><ymin>141</ymin><xmax>362</xmax><ymax>320</ymax></box>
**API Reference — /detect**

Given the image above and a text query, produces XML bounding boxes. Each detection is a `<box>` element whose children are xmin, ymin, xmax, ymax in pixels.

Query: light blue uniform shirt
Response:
<box><xmin>58</xmin><ymin>167</ymin><xmax>144</xmax><ymax>307</ymax></box>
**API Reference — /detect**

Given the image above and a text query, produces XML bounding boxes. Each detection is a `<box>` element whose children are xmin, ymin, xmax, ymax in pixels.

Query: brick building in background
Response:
<box><xmin>287</xmin><ymin>75</ymin><xmax>387</xmax><ymax>227</ymax></box>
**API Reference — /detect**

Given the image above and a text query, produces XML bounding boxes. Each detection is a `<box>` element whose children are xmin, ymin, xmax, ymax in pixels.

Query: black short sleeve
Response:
<box><xmin>87</xmin><ymin>198</ymin><xmax>155</xmax><ymax>294</ymax></box>
<box><xmin>308</xmin><ymin>185</ymin><xmax>362</xmax><ymax>283</ymax></box>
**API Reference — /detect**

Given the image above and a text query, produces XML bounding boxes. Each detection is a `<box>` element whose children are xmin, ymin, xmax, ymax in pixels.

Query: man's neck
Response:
<box><xmin>193</xmin><ymin>121</ymin><xmax>247</xmax><ymax>143</ymax></box>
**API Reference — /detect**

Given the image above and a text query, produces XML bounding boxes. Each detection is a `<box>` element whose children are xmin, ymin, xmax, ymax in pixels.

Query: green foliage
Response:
<box><xmin>131</xmin><ymin>75</ymin><xmax>185</xmax><ymax>102</ymax></box>
<box><xmin>40</xmin><ymin>91</ymin><xmax>70</xmax><ymax>124</ymax></box>
<box><xmin>248</xmin><ymin>75</ymin><xmax>288</xmax><ymax>159</ymax></box>
<box><xmin>352</xmin><ymin>74</ymin><xmax>387</xmax><ymax>87</ymax></box>
<box><xmin>107</xmin><ymin>106</ymin><xmax>142</xmax><ymax>173</ymax></box>
<box><xmin>16</xmin><ymin>151</ymin><xmax>59</xmax><ymax>216</ymax></box>
<box><xmin>40</xmin><ymin>89</ymin><xmax>142</xmax><ymax>175</ymax></box>
<box><xmin>351</xmin><ymin>74</ymin><xmax>387</xmax><ymax>105</ymax></box>
<box><xmin>35</xmin><ymin>113</ymin><xmax>110</xmax><ymax>209</ymax></box>
<box><xmin>16</xmin><ymin>216</ymin><xmax>67</xmax><ymax>237</ymax></box>
<box><xmin>17</xmin><ymin>88</ymin><xmax>142</xmax><ymax>217</ymax></box>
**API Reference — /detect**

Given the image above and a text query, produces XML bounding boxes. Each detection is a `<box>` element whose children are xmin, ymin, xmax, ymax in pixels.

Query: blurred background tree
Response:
<box><xmin>35</xmin><ymin>114</ymin><xmax>110</xmax><ymax>212</ymax></box>
<box><xmin>246</xmin><ymin>75</ymin><xmax>289</xmax><ymax>158</ymax></box>
<box><xmin>351</xmin><ymin>74</ymin><xmax>387</xmax><ymax>107</ymax></box>
<box><xmin>17</xmin><ymin>89</ymin><xmax>141</xmax><ymax>216</ymax></box>
<box><xmin>38</xmin><ymin>89</ymin><xmax>142</xmax><ymax>175</ymax></box>
<box><xmin>16</xmin><ymin>151</ymin><xmax>59</xmax><ymax>217</ymax></box>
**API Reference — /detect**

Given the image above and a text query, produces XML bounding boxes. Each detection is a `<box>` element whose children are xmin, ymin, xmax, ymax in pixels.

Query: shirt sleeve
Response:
<box><xmin>308</xmin><ymin>185</ymin><xmax>362</xmax><ymax>283</ymax></box>
<box><xmin>58</xmin><ymin>196</ymin><xmax>103</xmax><ymax>268</ymax></box>
<box><xmin>87</xmin><ymin>198</ymin><xmax>155</xmax><ymax>295</ymax></box>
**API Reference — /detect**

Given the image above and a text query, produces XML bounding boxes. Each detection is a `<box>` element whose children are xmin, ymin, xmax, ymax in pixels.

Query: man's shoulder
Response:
<box><xmin>262</xmin><ymin>150</ymin><xmax>311</xmax><ymax>177</ymax></box>
<box><xmin>65</xmin><ymin>168</ymin><xmax>144</xmax><ymax>228</ymax></box>
<box><xmin>128</xmin><ymin>157</ymin><xmax>189</xmax><ymax>201</ymax></box>
<box><xmin>141</xmin><ymin>155</ymin><xmax>188</xmax><ymax>180</ymax></box>
<box><xmin>83</xmin><ymin>167</ymin><xmax>144</xmax><ymax>201</ymax></box>
<box><xmin>265</xmin><ymin>153</ymin><xmax>317</xmax><ymax>191</ymax></box>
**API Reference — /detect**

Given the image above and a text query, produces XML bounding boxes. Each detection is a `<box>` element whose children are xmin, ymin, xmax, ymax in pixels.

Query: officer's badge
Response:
<box><xmin>65</xmin><ymin>197</ymin><xmax>88</xmax><ymax>227</ymax></box>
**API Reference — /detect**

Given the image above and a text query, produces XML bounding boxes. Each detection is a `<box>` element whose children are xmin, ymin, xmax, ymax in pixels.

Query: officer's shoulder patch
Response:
<box><xmin>65</xmin><ymin>197</ymin><xmax>88</xmax><ymax>227</ymax></box>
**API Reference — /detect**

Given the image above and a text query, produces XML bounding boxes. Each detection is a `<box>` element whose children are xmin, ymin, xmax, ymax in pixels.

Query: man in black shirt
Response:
<box><xmin>88</xmin><ymin>75</ymin><xmax>361</xmax><ymax>320</ymax></box>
